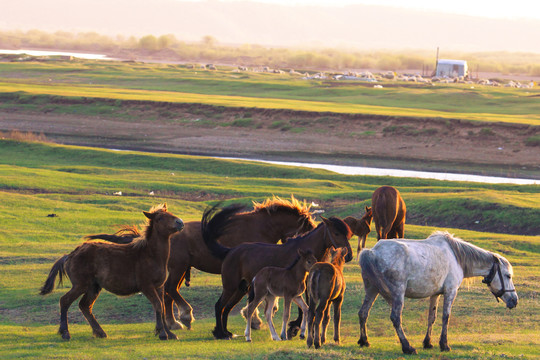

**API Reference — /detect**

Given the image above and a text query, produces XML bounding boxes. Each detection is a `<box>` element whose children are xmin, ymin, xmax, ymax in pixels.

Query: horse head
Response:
<box><xmin>482</xmin><ymin>255</ymin><xmax>518</xmax><ymax>309</ymax></box>
<box><xmin>320</xmin><ymin>216</ymin><xmax>353</xmax><ymax>262</ymax></box>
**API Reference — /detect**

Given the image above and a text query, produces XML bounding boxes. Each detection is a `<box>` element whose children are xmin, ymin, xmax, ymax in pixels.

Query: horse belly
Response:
<box><xmin>404</xmin><ymin>277</ymin><xmax>444</xmax><ymax>298</ymax></box>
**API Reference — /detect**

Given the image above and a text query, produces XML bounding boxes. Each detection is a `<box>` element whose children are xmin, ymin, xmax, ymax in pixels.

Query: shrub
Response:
<box><xmin>525</xmin><ymin>135</ymin><xmax>540</xmax><ymax>147</ymax></box>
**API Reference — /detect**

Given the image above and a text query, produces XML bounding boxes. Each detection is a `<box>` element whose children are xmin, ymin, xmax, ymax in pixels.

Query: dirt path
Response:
<box><xmin>1</xmin><ymin>106</ymin><xmax>539</xmax><ymax>179</ymax></box>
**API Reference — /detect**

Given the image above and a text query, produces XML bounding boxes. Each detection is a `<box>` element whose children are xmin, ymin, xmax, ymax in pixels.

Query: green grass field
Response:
<box><xmin>0</xmin><ymin>140</ymin><xmax>538</xmax><ymax>359</ymax></box>
<box><xmin>0</xmin><ymin>60</ymin><xmax>539</xmax><ymax>125</ymax></box>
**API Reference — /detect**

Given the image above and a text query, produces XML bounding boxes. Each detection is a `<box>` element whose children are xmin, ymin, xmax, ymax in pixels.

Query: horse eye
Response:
<box><xmin>506</xmin><ymin>274</ymin><xmax>511</xmax><ymax>279</ymax></box>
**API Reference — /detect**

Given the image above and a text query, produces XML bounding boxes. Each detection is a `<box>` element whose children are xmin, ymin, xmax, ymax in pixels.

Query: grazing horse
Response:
<box><xmin>39</xmin><ymin>204</ymin><xmax>184</xmax><ymax>340</ymax></box>
<box><xmin>203</xmin><ymin>213</ymin><xmax>353</xmax><ymax>340</ymax></box>
<box><xmin>357</xmin><ymin>231</ymin><xmax>518</xmax><ymax>354</ymax></box>
<box><xmin>343</xmin><ymin>206</ymin><xmax>372</xmax><ymax>256</ymax></box>
<box><xmin>244</xmin><ymin>249</ymin><xmax>317</xmax><ymax>342</ymax></box>
<box><xmin>371</xmin><ymin>186</ymin><xmax>406</xmax><ymax>240</ymax></box>
<box><xmin>306</xmin><ymin>247</ymin><xmax>348</xmax><ymax>349</ymax></box>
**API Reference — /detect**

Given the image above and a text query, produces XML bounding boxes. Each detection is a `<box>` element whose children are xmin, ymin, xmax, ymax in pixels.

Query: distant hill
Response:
<box><xmin>3</xmin><ymin>0</ymin><xmax>540</xmax><ymax>52</ymax></box>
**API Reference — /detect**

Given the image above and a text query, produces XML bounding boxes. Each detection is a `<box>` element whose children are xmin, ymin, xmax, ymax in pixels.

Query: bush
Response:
<box><xmin>525</xmin><ymin>135</ymin><xmax>540</xmax><ymax>147</ymax></box>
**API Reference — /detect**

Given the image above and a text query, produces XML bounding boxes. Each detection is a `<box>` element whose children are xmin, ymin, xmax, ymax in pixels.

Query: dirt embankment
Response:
<box><xmin>0</xmin><ymin>100</ymin><xmax>539</xmax><ymax>178</ymax></box>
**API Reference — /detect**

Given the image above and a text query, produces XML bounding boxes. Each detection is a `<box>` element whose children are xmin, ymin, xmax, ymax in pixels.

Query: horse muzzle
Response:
<box><xmin>175</xmin><ymin>219</ymin><xmax>185</xmax><ymax>232</ymax></box>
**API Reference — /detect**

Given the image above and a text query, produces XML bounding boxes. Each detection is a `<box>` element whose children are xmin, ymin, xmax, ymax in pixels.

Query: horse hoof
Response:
<box><xmin>440</xmin><ymin>345</ymin><xmax>451</xmax><ymax>352</ymax></box>
<box><xmin>93</xmin><ymin>331</ymin><xmax>107</xmax><ymax>338</ymax></box>
<box><xmin>423</xmin><ymin>342</ymin><xmax>433</xmax><ymax>349</ymax></box>
<box><xmin>179</xmin><ymin>315</ymin><xmax>193</xmax><ymax>330</ymax></box>
<box><xmin>402</xmin><ymin>346</ymin><xmax>417</xmax><ymax>355</ymax></box>
<box><xmin>299</xmin><ymin>334</ymin><xmax>305</xmax><ymax>340</ymax></box>
<box><xmin>357</xmin><ymin>338</ymin><xmax>370</xmax><ymax>347</ymax></box>
<box><xmin>168</xmin><ymin>333</ymin><xmax>178</xmax><ymax>340</ymax></box>
<box><xmin>61</xmin><ymin>332</ymin><xmax>71</xmax><ymax>341</ymax></box>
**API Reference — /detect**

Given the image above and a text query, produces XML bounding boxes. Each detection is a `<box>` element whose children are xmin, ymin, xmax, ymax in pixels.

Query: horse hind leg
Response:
<box><xmin>423</xmin><ymin>294</ymin><xmax>440</xmax><ymax>349</ymax></box>
<box><xmin>164</xmin><ymin>269</ymin><xmax>194</xmax><ymax>330</ymax></box>
<box><xmin>390</xmin><ymin>295</ymin><xmax>417</xmax><ymax>354</ymax></box>
<box><xmin>59</xmin><ymin>285</ymin><xmax>86</xmax><ymax>340</ymax></box>
<box><xmin>240</xmin><ymin>302</ymin><xmax>263</xmax><ymax>330</ymax></box>
<box><xmin>332</xmin><ymin>296</ymin><xmax>344</xmax><ymax>344</ymax></box>
<box><xmin>357</xmin><ymin>284</ymin><xmax>378</xmax><ymax>348</ymax></box>
<box><xmin>78</xmin><ymin>283</ymin><xmax>106</xmax><ymax>338</ymax></box>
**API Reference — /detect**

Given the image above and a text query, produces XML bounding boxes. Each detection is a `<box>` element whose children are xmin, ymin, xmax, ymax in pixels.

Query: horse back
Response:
<box><xmin>221</xmin><ymin>242</ymin><xmax>298</xmax><ymax>289</ymax></box>
<box><xmin>308</xmin><ymin>262</ymin><xmax>343</xmax><ymax>302</ymax></box>
<box><xmin>65</xmin><ymin>241</ymin><xmax>163</xmax><ymax>295</ymax></box>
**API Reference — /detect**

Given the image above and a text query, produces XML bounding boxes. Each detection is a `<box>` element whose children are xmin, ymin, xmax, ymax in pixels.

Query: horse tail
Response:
<box><xmin>201</xmin><ymin>203</ymin><xmax>245</xmax><ymax>260</ymax></box>
<box><xmin>248</xmin><ymin>279</ymin><xmax>256</xmax><ymax>303</ymax></box>
<box><xmin>359</xmin><ymin>249</ymin><xmax>392</xmax><ymax>298</ymax></box>
<box><xmin>40</xmin><ymin>255</ymin><xmax>68</xmax><ymax>295</ymax></box>
<box><xmin>84</xmin><ymin>233</ymin><xmax>136</xmax><ymax>244</ymax></box>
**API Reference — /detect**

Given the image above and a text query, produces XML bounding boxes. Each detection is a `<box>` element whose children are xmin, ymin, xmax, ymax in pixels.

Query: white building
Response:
<box><xmin>435</xmin><ymin>59</ymin><xmax>468</xmax><ymax>78</ymax></box>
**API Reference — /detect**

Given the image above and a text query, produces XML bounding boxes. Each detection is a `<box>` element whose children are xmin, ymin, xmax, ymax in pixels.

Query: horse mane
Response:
<box><xmin>87</xmin><ymin>203</ymin><xmax>168</xmax><ymax>250</ymax></box>
<box><xmin>286</xmin><ymin>216</ymin><xmax>351</xmax><ymax>245</ymax></box>
<box><xmin>327</xmin><ymin>216</ymin><xmax>353</xmax><ymax>239</ymax></box>
<box><xmin>433</xmin><ymin>231</ymin><xmax>494</xmax><ymax>276</ymax></box>
<box><xmin>251</xmin><ymin>195</ymin><xmax>316</xmax><ymax>228</ymax></box>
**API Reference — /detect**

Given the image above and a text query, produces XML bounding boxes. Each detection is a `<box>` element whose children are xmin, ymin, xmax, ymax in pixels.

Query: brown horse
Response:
<box><xmin>203</xmin><ymin>214</ymin><xmax>353</xmax><ymax>340</ymax></box>
<box><xmin>244</xmin><ymin>249</ymin><xmax>317</xmax><ymax>342</ymax></box>
<box><xmin>371</xmin><ymin>186</ymin><xmax>406</xmax><ymax>240</ymax></box>
<box><xmin>87</xmin><ymin>196</ymin><xmax>316</xmax><ymax>330</ymax></box>
<box><xmin>343</xmin><ymin>206</ymin><xmax>373</xmax><ymax>256</ymax></box>
<box><xmin>306</xmin><ymin>247</ymin><xmax>348</xmax><ymax>348</ymax></box>
<box><xmin>39</xmin><ymin>204</ymin><xmax>184</xmax><ymax>340</ymax></box>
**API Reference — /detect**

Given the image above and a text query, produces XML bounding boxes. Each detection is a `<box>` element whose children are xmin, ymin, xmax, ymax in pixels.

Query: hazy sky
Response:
<box><xmin>208</xmin><ymin>0</ymin><xmax>540</xmax><ymax>20</ymax></box>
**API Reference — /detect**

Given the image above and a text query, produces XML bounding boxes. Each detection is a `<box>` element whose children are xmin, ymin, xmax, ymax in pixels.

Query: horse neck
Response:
<box><xmin>287</xmin><ymin>225</ymin><xmax>328</xmax><ymax>261</ymax></box>
<box><xmin>252</xmin><ymin>211</ymin><xmax>300</xmax><ymax>242</ymax></box>
<box><xmin>146</xmin><ymin>230</ymin><xmax>171</xmax><ymax>260</ymax></box>
<box><xmin>445</xmin><ymin>236</ymin><xmax>495</xmax><ymax>278</ymax></box>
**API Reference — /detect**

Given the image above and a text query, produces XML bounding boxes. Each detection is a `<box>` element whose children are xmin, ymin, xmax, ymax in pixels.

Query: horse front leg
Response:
<box><xmin>142</xmin><ymin>286</ymin><xmax>176</xmax><ymax>340</ymax></box>
<box><xmin>439</xmin><ymin>290</ymin><xmax>457</xmax><ymax>352</ymax></box>
<box><xmin>358</xmin><ymin>286</ymin><xmax>378</xmax><ymax>348</ymax></box>
<box><xmin>390</xmin><ymin>296</ymin><xmax>416</xmax><ymax>354</ymax></box>
<box><xmin>265</xmin><ymin>295</ymin><xmax>280</xmax><ymax>341</ymax></box>
<box><xmin>423</xmin><ymin>294</ymin><xmax>440</xmax><ymax>349</ymax></box>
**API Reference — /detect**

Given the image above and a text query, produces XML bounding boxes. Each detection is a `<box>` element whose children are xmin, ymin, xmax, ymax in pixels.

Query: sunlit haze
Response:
<box><xmin>3</xmin><ymin>0</ymin><xmax>540</xmax><ymax>52</ymax></box>
<box><xmin>210</xmin><ymin>0</ymin><xmax>540</xmax><ymax>20</ymax></box>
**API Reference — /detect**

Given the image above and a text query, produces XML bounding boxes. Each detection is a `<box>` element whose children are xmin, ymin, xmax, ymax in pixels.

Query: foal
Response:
<box><xmin>40</xmin><ymin>204</ymin><xmax>184</xmax><ymax>340</ymax></box>
<box><xmin>306</xmin><ymin>247</ymin><xmax>348</xmax><ymax>348</ymax></box>
<box><xmin>244</xmin><ymin>249</ymin><xmax>317</xmax><ymax>342</ymax></box>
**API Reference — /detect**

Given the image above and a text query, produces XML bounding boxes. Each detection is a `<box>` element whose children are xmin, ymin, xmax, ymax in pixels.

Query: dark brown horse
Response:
<box><xmin>343</xmin><ymin>206</ymin><xmax>373</xmax><ymax>256</ymax></box>
<box><xmin>371</xmin><ymin>186</ymin><xmax>406</xmax><ymax>240</ymax></box>
<box><xmin>87</xmin><ymin>196</ymin><xmax>316</xmax><ymax>330</ymax></box>
<box><xmin>203</xmin><ymin>213</ymin><xmax>353</xmax><ymax>340</ymax></box>
<box><xmin>40</xmin><ymin>204</ymin><xmax>184</xmax><ymax>340</ymax></box>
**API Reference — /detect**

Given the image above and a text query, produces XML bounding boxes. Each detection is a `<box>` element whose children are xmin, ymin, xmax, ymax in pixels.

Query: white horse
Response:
<box><xmin>357</xmin><ymin>231</ymin><xmax>518</xmax><ymax>354</ymax></box>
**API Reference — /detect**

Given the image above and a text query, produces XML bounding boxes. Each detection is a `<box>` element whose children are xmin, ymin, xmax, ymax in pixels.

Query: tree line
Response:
<box><xmin>1</xmin><ymin>30</ymin><xmax>539</xmax><ymax>76</ymax></box>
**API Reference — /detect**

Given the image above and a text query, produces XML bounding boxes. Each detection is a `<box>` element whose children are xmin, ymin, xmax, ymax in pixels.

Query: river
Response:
<box><xmin>221</xmin><ymin>157</ymin><xmax>539</xmax><ymax>185</ymax></box>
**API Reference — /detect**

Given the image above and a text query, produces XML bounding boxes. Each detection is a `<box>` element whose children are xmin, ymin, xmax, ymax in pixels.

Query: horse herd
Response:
<box><xmin>40</xmin><ymin>186</ymin><xmax>518</xmax><ymax>354</ymax></box>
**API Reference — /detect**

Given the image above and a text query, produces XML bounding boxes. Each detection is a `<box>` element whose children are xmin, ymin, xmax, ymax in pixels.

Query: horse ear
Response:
<box><xmin>341</xmin><ymin>247</ymin><xmax>349</xmax><ymax>257</ymax></box>
<box><xmin>143</xmin><ymin>211</ymin><xmax>154</xmax><ymax>219</ymax></box>
<box><xmin>162</xmin><ymin>203</ymin><xmax>167</xmax><ymax>211</ymax></box>
<box><xmin>320</xmin><ymin>216</ymin><xmax>329</xmax><ymax>224</ymax></box>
